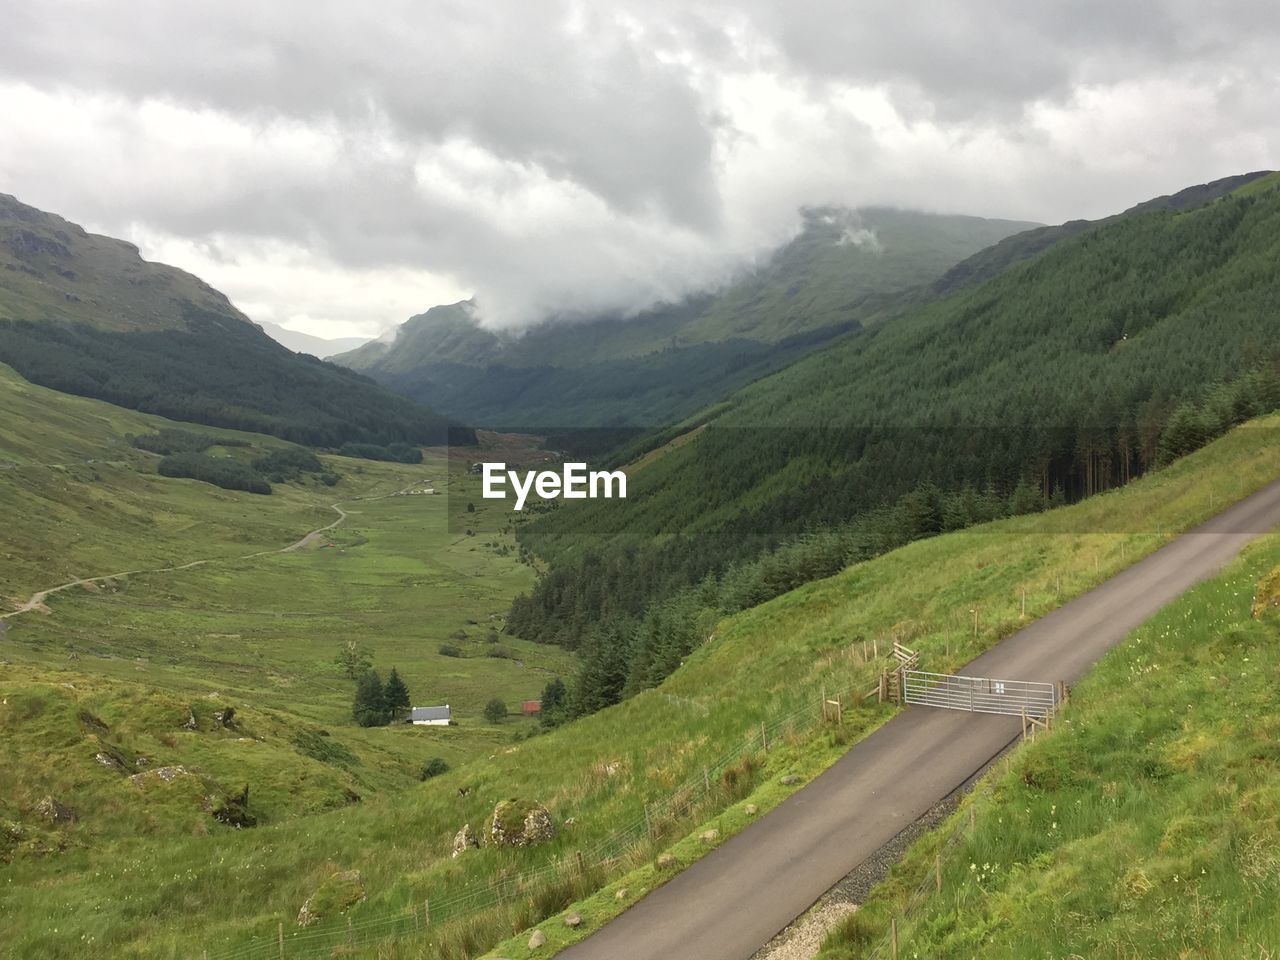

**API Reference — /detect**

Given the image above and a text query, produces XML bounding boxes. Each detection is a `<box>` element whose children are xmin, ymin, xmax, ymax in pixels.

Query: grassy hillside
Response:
<box><xmin>335</xmin><ymin>208</ymin><xmax>1037</xmax><ymax>429</ymax></box>
<box><xmin>3</xmin><ymin>405</ymin><xmax>1277</xmax><ymax>958</ymax></box>
<box><xmin>0</xmin><ymin>364</ymin><xmax>573</xmax><ymax>846</ymax></box>
<box><xmin>508</xmin><ymin>173</ymin><xmax>1280</xmax><ymax>684</ymax></box>
<box><xmin>820</xmin><ymin>532</ymin><xmax>1280</xmax><ymax>959</ymax></box>
<box><xmin>0</xmin><ymin>195</ymin><xmax>463</xmax><ymax>447</ymax></box>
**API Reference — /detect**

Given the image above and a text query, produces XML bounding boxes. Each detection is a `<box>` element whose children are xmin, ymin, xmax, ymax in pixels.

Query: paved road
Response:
<box><xmin>560</xmin><ymin>478</ymin><xmax>1280</xmax><ymax>960</ymax></box>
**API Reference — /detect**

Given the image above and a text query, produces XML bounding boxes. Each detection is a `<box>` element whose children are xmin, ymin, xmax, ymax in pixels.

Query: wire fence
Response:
<box><xmin>201</xmin><ymin>654</ymin><xmax>887</xmax><ymax>960</ymax></box>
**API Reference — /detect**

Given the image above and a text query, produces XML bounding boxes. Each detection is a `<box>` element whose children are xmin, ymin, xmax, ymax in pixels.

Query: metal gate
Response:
<box><xmin>901</xmin><ymin>670</ymin><xmax>1057</xmax><ymax>718</ymax></box>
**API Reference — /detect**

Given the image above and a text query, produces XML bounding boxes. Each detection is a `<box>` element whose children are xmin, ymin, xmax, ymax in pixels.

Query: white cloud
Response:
<box><xmin>0</xmin><ymin>2</ymin><xmax>1276</xmax><ymax>334</ymax></box>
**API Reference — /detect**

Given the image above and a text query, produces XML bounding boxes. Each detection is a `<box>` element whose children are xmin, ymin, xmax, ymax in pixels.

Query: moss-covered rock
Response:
<box><xmin>296</xmin><ymin>869</ymin><xmax>366</xmax><ymax>927</ymax></box>
<box><xmin>484</xmin><ymin>798</ymin><xmax>555</xmax><ymax>848</ymax></box>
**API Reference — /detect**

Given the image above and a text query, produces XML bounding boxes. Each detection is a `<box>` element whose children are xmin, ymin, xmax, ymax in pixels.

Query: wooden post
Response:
<box><xmin>1021</xmin><ymin>706</ymin><xmax>1027</xmax><ymax>742</ymax></box>
<box><xmin>424</xmin><ymin>898</ymin><xmax>430</xmax><ymax>926</ymax></box>
<box><xmin>347</xmin><ymin>916</ymin><xmax>353</xmax><ymax>947</ymax></box>
<box><xmin>935</xmin><ymin>854</ymin><xmax>942</xmax><ymax>892</ymax></box>
<box><xmin>873</xmin><ymin>637</ymin><xmax>879</xmax><ymax>659</ymax></box>
<box><xmin>969</xmin><ymin>805</ymin><xmax>976</xmax><ymax>830</ymax></box>
<box><xmin>1020</xmin><ymin>588</ymin><xmax>1026</xmax><ymax>618</ymax></box>
<box><xmin>576</xmin><ymin>851</ymin><xmax>586</xmax><ymax>875</ymax></box>
<box><xmin>277</xmin><ymin>921</ymin><xmax>284</xmax><ymax>959</ymax></box>
<box><xmin>1056</xmin><ymin>574</ymin><xmax>1061</xmax><ymax>595</ymax></box>
<box><xmin>413</xmin><ymin>903</ymin><xmax>420</xmax><ymax>932</ymax></box>
<box><xmin>891</xmin><ymin>917</ymin><xmax>898</xmax><ymax>959</ymax></box>
<box><xmin>761</xmin><ymin>721</ymin><xmax>768</xmax><ymax>752</ymax></box>
<box><xmin>644</xmin><ymin>804</ymin><xmax>652</xmax><ymax>838</ymax></box>
<box><xmin>703</xmin><ymin>766</ymin><xmax>710</xmax><ymax>793</ymax></box>
<box><xmin>972</xmin><ymin>608</ymin><xmax>978</xmax><ymax>637</ymax></box>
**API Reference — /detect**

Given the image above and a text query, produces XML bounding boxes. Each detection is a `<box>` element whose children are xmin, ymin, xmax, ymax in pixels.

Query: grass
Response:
<box><xmin>816</xmin><ymin>536</ymin><xmax>1280</xmax><ymax>959</ymax></box>
<box><xmin>3</xmin><ymin>392</ymin><xmax>1275</xmax><ymax>958</ymax></box>
<box><xmin>0</xmin><ymin>361</ymin><xmax>574</xmax><ymax>842</ymax></box>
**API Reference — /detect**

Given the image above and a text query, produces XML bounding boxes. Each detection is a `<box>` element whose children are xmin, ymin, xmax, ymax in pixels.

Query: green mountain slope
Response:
<box><xmin>509</xmin><ymin>173</ymin><xmax>1280</xmax><ymax>664</ymax></box>
<box><xmin>0</xmin><ymin>194</ymin><xmax>463</xmax><ymax>447</ymax></box>
<box><xmin>335</xmin><ymin>208</ymin><xmax>1039</xmax><ymax>430</ymax></box>
<box><xmin>930</xmin><ymin>169</ymin><xmax>1273</xmax><ymax>297</ymax></box>
<box><xmin>5</xmin><ymin>403</ymin><xmax>1277</xmax><ymax>959</ymax></box>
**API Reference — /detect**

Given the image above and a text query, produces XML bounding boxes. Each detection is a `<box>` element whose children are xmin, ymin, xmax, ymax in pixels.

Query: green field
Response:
<box><xmin>1</xmin><ymin>362</ymin><xmax>575</xmax><ymax>843</ymax></box>
<box><xmin>3</xmin><ymin>362</ymin><xmax>1276</xmax><ymax>958</ymax></box>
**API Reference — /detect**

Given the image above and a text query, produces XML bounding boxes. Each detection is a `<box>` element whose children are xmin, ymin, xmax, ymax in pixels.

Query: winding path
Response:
<box><xmin>559</xmin><ymin>477</ymin><xmax>1280</xmax><ymax>960</ymax></box>
<box><xmin>0</xmin><ymin>487</ymin><xmax>410</xmax><ymax>623</ymax></box>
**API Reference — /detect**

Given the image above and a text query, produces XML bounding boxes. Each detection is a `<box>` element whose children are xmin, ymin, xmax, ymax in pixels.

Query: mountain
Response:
<box><xmin>257</xmin><ymin>320</ymin><xmax>371</xmax><ymax>358</ymax></box>
<box><xmin>930</xmin><ymin>170</ymin><xmax>1274</xmax><ymax>297</ymax></box>
<box><xmin>0</xmin><ymin>194</ymin><xmax>465</xmax><ymax>447</ymax></box>
<box><xmin>335</xmin><ymin>208</ymin><xmax>1040</xmax><ymax>431</ymax></box>
<box><xmin>508</xmin><ymin>172</ymin><xmax>1280</xmax><ymax>659</ymax></box>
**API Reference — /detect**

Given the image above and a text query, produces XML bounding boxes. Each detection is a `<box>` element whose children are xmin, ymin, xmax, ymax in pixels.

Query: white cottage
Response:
<box><xmin>410</xmin><ymin>705</ymin><xmax>451</xmax><ymax>726</ymax></box>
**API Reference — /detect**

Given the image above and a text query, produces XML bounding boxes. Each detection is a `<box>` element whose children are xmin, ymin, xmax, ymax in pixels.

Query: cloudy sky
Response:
<box><xmin>1</xmin><ymin>1</ymin><xmax>1277</xmax><ymax>338</ymax></box>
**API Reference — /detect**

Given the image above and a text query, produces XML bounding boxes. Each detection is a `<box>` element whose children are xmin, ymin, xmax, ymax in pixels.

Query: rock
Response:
<box><xmin>452</xmin><ymin>822</ymin><xmax>480</xmax><ymax>858</ymax></box>
<box><xmin>213</xmin><ymin>706</ymin><xmax>236</xmax><ymax>729</ymax></box>
<box><xmin>699</xmin><ymin>829</ymin><xmax>719</xmax><ymax>843</ymax></box>
<box><xmin>745</xmin><ymin>804</ymin><xmax>758</xmax><ymax>816</ymax></box>
<box><xmin>779</xmin><ymin>774</ymin><xmax>802</xmax><ymax>786</ymax></box>
<box><xmin>485</xmin><ymin>799</ymin><xmax>556</xmax><ymax>848</ymax></box>
<box><xmin>182</xmin><ymin>711</ymin><xmax>198</xmax><ymax>731</ymax></box>
<box><xmin>297</xmin><ymin>869</ymin><xmax>365</xmax><ymax>927</ymax></box>
<box><xmin>129</xmin><ymin>765</ymin><xmax>192</xmax><ymax>786</ymax></box>
<box><xmin>94</xmin><ymin>751</ymin><xmax>122</xmax><ymax>770</ymax></box>
<box><xmin>34</xmin><ymin>796</ymin><xmax>77</xmax><ymax>824</ymax></box>
<box><xmin>564</xmin><ymin>911</ymin><xmax>582</xmax><ymax>928</ymax></box>
<box><xmin>615</xmin><ymin>887</ymin><xmax>629</xmax><ymax>900</ymax></box>
<box><xmin>656</xmin><ymin>853</ymin><xmax>676</xmax><ymax>870</ymax></box>
<box><xmin>528</xmin><ymin>929</ymin><xmax>547</xmax><ymax>949</ymax></box>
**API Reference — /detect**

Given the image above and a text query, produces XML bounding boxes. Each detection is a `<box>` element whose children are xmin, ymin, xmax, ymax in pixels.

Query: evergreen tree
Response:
<box><xmin>384</xmin><ymin>668</ymin><xmax>411</xmax><ymax>721</ymax></box>
<box><xmin>353</xmin><ymin>670</ymin><xmax>387</xmax><ymax>727</ymax></box>
<box><xmin>540</xmin><ymin>677</ymin><xmax>567</xmax><ymax>728</ymax></box>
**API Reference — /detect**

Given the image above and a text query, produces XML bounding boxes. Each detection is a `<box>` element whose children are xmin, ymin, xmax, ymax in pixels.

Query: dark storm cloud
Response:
<box><xmin>0</xmin><ymin>0</ymin><xmax>1276</xmax><ymax>330</ymax></box>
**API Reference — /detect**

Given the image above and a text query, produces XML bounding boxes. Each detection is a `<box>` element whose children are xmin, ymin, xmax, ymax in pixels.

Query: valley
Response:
<box><xmin>1</xmin><ymin>363</ymin><xmax>574</xmax><ymax>841</ymax></box>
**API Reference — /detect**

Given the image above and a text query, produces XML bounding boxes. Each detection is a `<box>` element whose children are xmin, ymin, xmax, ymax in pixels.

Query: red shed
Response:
<box><xmin>521</xmin><ymin>700</ymin><xmax>541</xmax><ymax>716</ymax></box>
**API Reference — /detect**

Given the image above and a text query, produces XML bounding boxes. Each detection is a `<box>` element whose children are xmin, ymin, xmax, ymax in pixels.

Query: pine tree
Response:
<box><xmin>384</xmin><ymin>668</ymin><xmax>410</xmax><ymax>721</ymax></box>
<box><xmin>353</xmin><ymin>670</ymin><xmax>387</xmax><ymax>727</ymax></box>
<box><xmin>540</xmin><ymin>677</ymin><xmax>567</xmax><ymax>728</ymax></box>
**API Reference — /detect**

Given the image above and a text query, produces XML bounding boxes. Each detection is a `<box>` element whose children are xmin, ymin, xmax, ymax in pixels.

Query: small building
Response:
<box><xmin>410</xmin><ymin>705</ymin><xmax>451</xmax><ymax>726</ymax></box>
<box><xmin>521</xmin><ymin>700</ymin><xmax>541</xmax><ymax>717</ymax></box>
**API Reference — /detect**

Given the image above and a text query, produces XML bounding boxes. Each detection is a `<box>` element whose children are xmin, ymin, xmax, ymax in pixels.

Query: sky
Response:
<box><xmin>1</xmin><ymin>1</ymin><xmax>1277</xmax><ymax>338</ymax></box>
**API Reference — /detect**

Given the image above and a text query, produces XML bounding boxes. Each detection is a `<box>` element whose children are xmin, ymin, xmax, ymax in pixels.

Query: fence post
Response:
<box><xmin>704</xmin><ymin>766</ymin><xmax>710</xmax><ymax>793</ymax></box>
<box><xmin>761</xmin><ymin>720</ymin><xmax>768</xmax><ymax>752</ymax></box>
<box><xmin>425</xmin><ymin>898</ymin><xmax>430</xmax><ymax>926</ymax></box>
<box><xmin>277</xmin><ymin>921</ymin><xmax>284</xmax><ymax>959</ymax></box>
<box><xmin>644</xmin><ymin>804</ymin><xmax>652</xmax><ymax>838</ymax></box>
<box><xmin>935</xmin><ymin>854</ymin><xmax>942</xmax><ymax>892</ymax></box>
<box><xmin>891</xmin><ymin>917</ymin><xmax>898</xmax><ymax>959</ymax></box>
<box><xmin>577</xmin><ymin>851</ymin><xmax>587</xmax><ymax>875</ymax></box>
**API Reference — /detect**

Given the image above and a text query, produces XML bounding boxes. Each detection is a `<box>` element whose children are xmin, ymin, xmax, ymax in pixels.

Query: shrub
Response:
<box><xmin>420</xmin><ymin>757</ymin><xmax>450</xmax><ymax>780</ymax></box>
<box><xmin>438</xmin><ymin>643</ymin><xmax>464</xmax><ymax>658</ymax></box>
